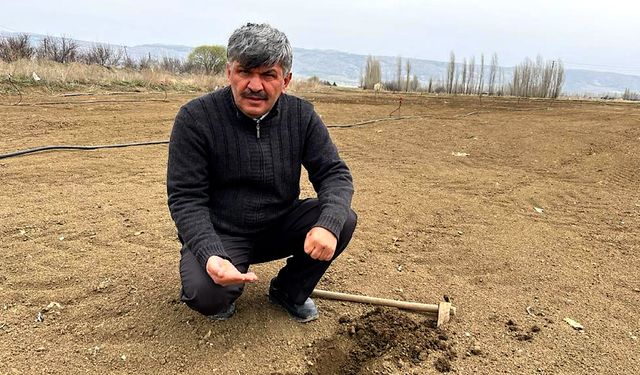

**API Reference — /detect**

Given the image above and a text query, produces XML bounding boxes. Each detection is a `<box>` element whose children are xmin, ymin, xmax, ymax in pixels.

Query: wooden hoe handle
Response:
<box><xmin>311</xmin><ymin>289</ymin><xmax>457</xmax><ymax>316</ymax></box>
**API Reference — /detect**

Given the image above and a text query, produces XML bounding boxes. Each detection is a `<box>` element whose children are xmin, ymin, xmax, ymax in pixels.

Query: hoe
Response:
<box><xmin>311</xmin><ymin>289</ymin><xmax>457</xmax><ymax>327</ymax></box>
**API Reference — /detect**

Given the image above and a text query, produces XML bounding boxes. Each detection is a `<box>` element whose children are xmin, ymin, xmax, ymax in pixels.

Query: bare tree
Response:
<box><xmin>138</xmin><ymin>52</ymin><xmax>156</xmax><ymax>70</ymax></box>
<box><xmin>82</xmin><ymin>43</ymin><xmax>123</xmax><ymax>67</ymax></box>
<box><xmin>477</xmin><ymin>53</ymin><xmax>485</xmax><ymax>95</ymax></box>
<box><xmin>467</xmin><ymin>56</ymin><xmax>475</xmax><ymax>94</ymax></box>
<box><xmin>427</xmin><ymin>77</ymin><xmax>433</xmax><ymax>93</ymax></box>
<box><xmin>454</xmin><ymin>70</ymin><xmax>460</xmax><ymax>95</ymax></box>
<box><xmin>410</xmin><ymin>74</ymin><xmax>419</xmax><ymax>92</ymax></box>
<box><xmin>512</xmin><ymin>56</ymin><xmax>564</xmax><ymax>98</ymax></box>
<box><xmin>446</xmin><ymin>51</ymin><xmax>455</xmax><ymax>94</ymax></box>
<box><xmin>460</xmin><ymin>58</ymin><xmax>467</xmax><ymax>94</ymax></box>
<box><xmin>160</xmin><ymin>56</ymin><xmax>185</xmax><ymax>74</ymax></box>
<box><xmin>488</xmin><ymin>53</ymin><xmax>498</xmax><ymax>95</ymax></box>
<box><xmin>551</xmin><ymin>60</ymin><xmax>565</xmax><ymax>98</ymax></box>
<box><xmin>396</xmin><ymin>56</ymin><xmax>402</xmax><ymax>92</ymax></box>
<box><xmin>622</xmin><ymin>88</ymin><xmax>640</xmax><ymax>101</ymax></box>
<box><xmin>361</xmin><ymin>55</ymin><xmax>381</xmax><ymax>89</ymax></box>
<box><xmin>122</xmin><ymin>47</ymin><xmax>137</xmax><ymax>69</ymax></box>
<box><xmin>405</xmin><ymin>59</ymin><xmax>411</xmax><ymax>91</ymax></box>
<box><xmin>0</xmin><ymin>34</ymin><xmax>34</xmax><ymax>62</ymax></box>
<box><xmin>36</xmin><ymin>36</ymin><xmax>79</xmax><ymax>63</ymax></box>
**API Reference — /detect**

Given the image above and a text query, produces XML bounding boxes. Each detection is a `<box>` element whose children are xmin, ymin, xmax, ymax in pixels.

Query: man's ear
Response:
<box><xmin>226</xmin><ymin>62</ymin><xmax>232</xmax><ymax>83</ymax></box>
<box><xmin>283</xmin><ymin>72</ymin><xmax>292</xmax><ymax>91</ymax></box>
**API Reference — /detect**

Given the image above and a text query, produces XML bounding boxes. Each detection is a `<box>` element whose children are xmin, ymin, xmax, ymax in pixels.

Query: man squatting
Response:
<box><xmin>167</xmin><ymin>23</ymin><xmax>357</xmax><ymax>322</ymax></box>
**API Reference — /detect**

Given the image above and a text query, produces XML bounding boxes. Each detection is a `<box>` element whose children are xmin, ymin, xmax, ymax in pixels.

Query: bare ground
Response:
<box><xmin>1</xmin><ymin>88</ymin><xmax>639</xmax><ymax>374</ymax></box>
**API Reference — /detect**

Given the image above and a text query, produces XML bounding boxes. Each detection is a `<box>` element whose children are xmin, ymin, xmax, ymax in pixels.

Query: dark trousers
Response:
<box><xmin>179</xmin><ymin>199</ymin><xmax>357</xmax><ymax>316</ymax></box>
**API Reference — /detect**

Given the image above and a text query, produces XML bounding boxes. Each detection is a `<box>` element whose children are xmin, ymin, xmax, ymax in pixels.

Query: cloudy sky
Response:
<box><xmin>1</xmin><ymin>0</ymin><xmax>639</xmax><ymax>75</ymax></box>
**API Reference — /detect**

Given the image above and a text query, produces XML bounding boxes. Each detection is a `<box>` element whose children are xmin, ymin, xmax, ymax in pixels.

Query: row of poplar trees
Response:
<box><xmin>362</xmin><ymin>52</ymin><xmax>565</xmax><ymax>98</ymax></box>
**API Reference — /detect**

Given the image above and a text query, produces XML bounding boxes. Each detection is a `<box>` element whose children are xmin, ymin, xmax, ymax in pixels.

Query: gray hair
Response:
<box><xmin>227</xmin><ymin>23</ymin><xmax>293</xmax><ymax>75</ymax></box>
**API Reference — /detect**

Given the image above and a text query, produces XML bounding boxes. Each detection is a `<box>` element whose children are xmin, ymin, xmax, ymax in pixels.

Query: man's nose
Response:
<box><xmin>247</xmin><ymin>75</ymin><xmax>263</xmax><ymax>92</ymax></box>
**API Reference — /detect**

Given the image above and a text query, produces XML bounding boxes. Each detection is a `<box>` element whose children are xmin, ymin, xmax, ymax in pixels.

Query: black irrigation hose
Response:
<box><xmin>0</xmin><ymin>111</ymin><xmax>481</xmax><ymax>160</ymax></box>
<box><xmin>326</xmin><ymin>115</ymin><xmax>431</xmax><ymax>128</ymax></box>
<box><xmin>0</xmin><ymin>140</ymin><xmax>169</xmax><ymax>160</ymax></box>
<box><xmin>0</xmin><ymin>84</ymin><xmax>168</xmax><ymax>106</ymax></box>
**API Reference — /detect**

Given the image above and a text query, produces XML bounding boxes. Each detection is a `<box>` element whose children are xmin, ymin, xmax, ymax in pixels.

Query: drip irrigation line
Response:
<box><xmin>0</xmin><ymin>86</ymin><xmax>168</xmax><ymax>106</ymax></box>
<box><xmin>0</xmin><ymin>111</ymin><xmax>484</xmax><ymax>160</ymax></box>
<box><xmin>327</xmin><ymin>115</ymin><xmax>430</xmax><ymax>128</ymax></box>
<box><xmin>0</xmin><ymin>140</ymin><xmax>169</xmax><ymax>160</ymax></box>
<box><xmin>0</xmin><ymin>98</ymin><xmax>170</xmax><ymax>106</ymax></box>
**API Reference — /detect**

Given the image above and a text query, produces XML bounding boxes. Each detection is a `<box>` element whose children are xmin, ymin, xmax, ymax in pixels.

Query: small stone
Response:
<box><xmin>516</xmin><ymin>333</ymin><xmax>534</xmax><ymax>341</ymax></box>
<box><xmin>35</xmin><ymin>347</ymin><xmax>46</xmax><ymax>352</ymax></box>
<box><xmin>531</xmin><ymin>325</ymin><xmax>541</xmax><ymax>333</ymax></box>
<box><xmin>89</xmin><ymin>346</ymin><xmax>100</xmax><ymax>357</ymax></box>
<box><xmin>35</xmin><ymin>312</ymin><xmax>44</xmax><ymax>322</ymax></box>
<box><xmin>120</xmin><ymin>354</ymin><xmax>127</xmax><ymax>361</ymax></box>
<box><xmin>43</xmin><ymin>302</ymin><xmax>62</xmax><ymax>312</ymax></box>
<box><xmin>470</xmin><ymin>346</ymin><xmax>482</xmax><ymax>355</ymax></box>
<box><xmin>203</xmin><ymin>329</ymin><xmax>212</xmax><ymax>340</ymax></box>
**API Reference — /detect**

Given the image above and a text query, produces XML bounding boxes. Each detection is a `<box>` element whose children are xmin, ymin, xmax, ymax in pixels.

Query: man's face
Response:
<box><xmin>226</xmin><ymin>61</ymin><xmax>292</xmax><ymax>118</ymax></box>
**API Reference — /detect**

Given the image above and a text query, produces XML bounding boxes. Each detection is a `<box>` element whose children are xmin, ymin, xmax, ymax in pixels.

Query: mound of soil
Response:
<box><xmin>307</xmin><ymin>308</ymin><xmax>456</xmax><ymax>374</ymax></box>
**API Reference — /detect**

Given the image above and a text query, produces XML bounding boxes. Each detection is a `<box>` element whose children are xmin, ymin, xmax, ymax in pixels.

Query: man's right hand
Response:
<box><xmin>206</xmin><ymin>256</ymin><xmax>258</xmax><ymax>286</ymax></box>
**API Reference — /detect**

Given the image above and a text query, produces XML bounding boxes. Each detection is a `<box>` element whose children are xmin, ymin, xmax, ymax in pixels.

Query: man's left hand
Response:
<box><xmin>304</xmin><ymin>227</ymin><xmax>337</xmax><ymax>261</ymax></box>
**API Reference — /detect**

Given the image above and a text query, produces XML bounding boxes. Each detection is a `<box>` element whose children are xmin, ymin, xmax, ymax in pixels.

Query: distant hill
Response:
<box><xmin>292</xmin><ymin>48</ymin><xmax>640</xmax><ymax>95</ymax></box>
<box><xmin>2</xmin><ymin>31</ymin><xmax>640</xmax><ymax>95</ymax></box>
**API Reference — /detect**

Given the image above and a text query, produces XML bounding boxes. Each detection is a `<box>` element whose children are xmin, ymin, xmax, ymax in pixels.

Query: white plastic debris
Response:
<box><xmin>564</xmin><ymin>317</ymin><xmax>584</xmax><ymax>330</ymax></box>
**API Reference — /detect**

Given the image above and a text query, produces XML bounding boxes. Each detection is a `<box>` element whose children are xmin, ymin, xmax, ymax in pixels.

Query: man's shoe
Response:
<box><xmin>207</xmin><ymin>303</ymin><xmax>236</xmax><ymax>321</ymax></box>
<box><xmin>268</xmin><ymin>279</ymin><xmax>318</xmax><ymax>323</ymax></box>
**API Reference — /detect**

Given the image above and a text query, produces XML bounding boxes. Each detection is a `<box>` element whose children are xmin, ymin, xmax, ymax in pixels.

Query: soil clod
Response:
<box><xmin>307</xmin><ymin>308</ymin><xmax>456</xmax><ymax>374</ymax></box>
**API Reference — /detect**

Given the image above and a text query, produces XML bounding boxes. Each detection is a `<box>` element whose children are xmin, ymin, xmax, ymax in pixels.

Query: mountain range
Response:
<box><xmin>3</xmin><ymin>31</ymin><xmax>640</xmax><ymax>96</ymax></box>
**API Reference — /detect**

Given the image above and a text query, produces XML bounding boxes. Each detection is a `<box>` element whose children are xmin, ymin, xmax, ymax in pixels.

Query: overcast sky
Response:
<box><xmin>1</xmin><ymin>0</ymin><xmax>639</xmax><ymax>75</ymax></box>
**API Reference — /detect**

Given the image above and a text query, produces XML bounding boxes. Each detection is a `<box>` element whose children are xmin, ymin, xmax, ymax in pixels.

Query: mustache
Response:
<box><xmin>241</xmin><ymin>90</ymin><xmax>267</xmax><ymax>100</ymax></box>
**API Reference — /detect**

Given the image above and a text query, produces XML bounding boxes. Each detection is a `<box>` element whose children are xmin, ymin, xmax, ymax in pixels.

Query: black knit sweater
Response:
<box><xmin>167</xmin><ymin>87</ymin><xmax>354</xmax><ymax>267</ymax></box>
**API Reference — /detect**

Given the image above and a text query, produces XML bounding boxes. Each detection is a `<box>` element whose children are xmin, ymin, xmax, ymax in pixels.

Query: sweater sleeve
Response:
<box><xmin>302</xmin><ymin>109</ymin><xmax>354</xmax><ymax>239</ymax></box>
<box><xmin>167</xmin><ymin>106</ymin><xmax>229</xmax><ymax>267</ymax></box>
